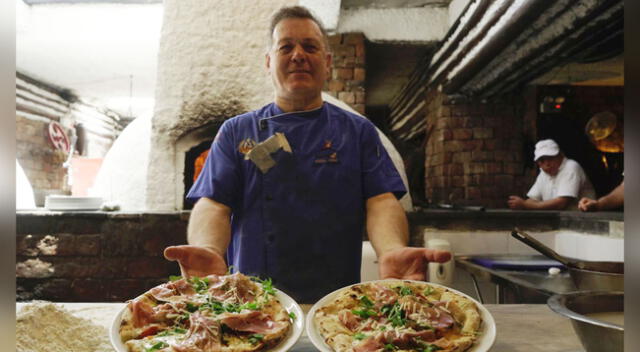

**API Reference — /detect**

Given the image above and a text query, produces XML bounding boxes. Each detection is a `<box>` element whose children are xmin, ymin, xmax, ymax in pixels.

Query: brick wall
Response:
<box><xmin>424</xmin><ymin>90</ymin><xmax>537</xmax><ymax>208</ymax></box>
<box><xmin>325</xmin><ymin>33</ymin><xmax>366</xmax><ymax>115</ymax></box>
<box><xmin>17</xmin><ymin>117</ymin><xmax>69</xmax><ymax>202</ymax></box>
<box><xmin>16</xmin><ymin>212</ymin><xmax>187</xmax><ymax>302</ymax></box>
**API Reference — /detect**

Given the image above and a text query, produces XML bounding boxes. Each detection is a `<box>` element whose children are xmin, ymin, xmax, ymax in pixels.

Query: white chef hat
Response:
<box><xmin>534</xmin><ymin>139</ymin><xmax>560</xmax><ymax>161</ymax></box>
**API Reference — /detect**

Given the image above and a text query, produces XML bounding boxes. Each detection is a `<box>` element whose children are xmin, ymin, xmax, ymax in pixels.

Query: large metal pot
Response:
<box><xmin>548</xmin><ymin>291</ymin><xmax>623</xmax><ymax>352</ymax></box>
<box><xmin>568</xmin><ymin>266</ymin><xmax>624</xmax><ymax>291</ymax></box>
<box><xmin>511</xmin><ymin>229</ymin><xmax>624</xmax><ymax>291</ymax></box>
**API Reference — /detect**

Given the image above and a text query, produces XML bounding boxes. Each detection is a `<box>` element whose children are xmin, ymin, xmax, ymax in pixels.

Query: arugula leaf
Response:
<box><xmin>223</xmin><ymin>302</ymin><xmax>241</xmax><ymax>313</ymax></box>
<box><xmin>169</xmin><ymin>275</ymin><xmax>182</xmax><ymax>281</ymax></box>
<box><xmin>383</xmin><ymin>302</ymin><xmax>405</xmax><ymax>327</ymax></box>
<box><xmin>261</xmin><ymin>278</ymin><xmax>275</xmax><ymax>295</ymax></box>
<box><xmin>185</xmin><ymin>302</ymin><xmax>198</xmax><ymax>312</ymax></box>
<box><xmin>384</xmin><ymin>343</ymin><xmax>397</xmax><ymax>351</ymax></box>
<box><xmin>359</xmin><ymin>295</ymin><xmax>374</xmax><ymax>308</ymax></box>
<box><xmin>189</xmin><ymin>276</ymin><xmax>210</xmax><ymax>294</ymax></box>
<box><xmin>240</xmin><ymin>301</ymin><xmax>259</xmax><ymax>311</ymax></box>
<box><xmin>248</xmin><ymin>333</ymin><xmax>264</xmax><ymax>345</ymax></box>
<box><xmin>351</xmin><ymin>309</ymin><xmax>376</xmax><ymax>319</ymax></box>
<box><xmin>354</xmin><ymin>333</ymin><xmax>366</xmax><ymax>340</ymax></box>
<box><xmin>398</xmin><ymin>286</ymin><xmax>413</xmax><ymax>296</ymax></box>
<box><xmin>145</xmin><ymin>341</ymin><xmax>169</xmax><ymax>352</ymax></box>
<box><xmin>156</xmin><ymin>327</ymin><xmax>187</xmax><ymax>337</ymax></box>
<box><xmin>288</xmin><ymin>312</ymin><xmax>297</xmax><ymax>320</ymax></box>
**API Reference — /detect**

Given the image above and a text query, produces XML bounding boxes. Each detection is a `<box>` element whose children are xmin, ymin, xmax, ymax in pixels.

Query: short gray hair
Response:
<box><xmin>268</xmin><ymin>6</ymin><xmax>329</xmax><ymax>48</ymax></box>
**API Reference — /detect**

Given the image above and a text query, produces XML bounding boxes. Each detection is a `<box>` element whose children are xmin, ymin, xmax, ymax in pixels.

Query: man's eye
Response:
<box><xmin>279</xmin><ymin>45</ymin><xmax>293</xmax><ymax>52</ymax></box>
<box><xmin>304</xmin><ymin>45</ymin><xmax>318</xmax><ymax>52</ymax></box>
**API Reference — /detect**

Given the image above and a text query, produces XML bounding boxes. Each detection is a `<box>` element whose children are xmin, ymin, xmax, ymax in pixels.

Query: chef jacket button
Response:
<box><xmin>265</xmin><ymin>194</ymin><xmax>273</xmax><ymax>201</ymax></box>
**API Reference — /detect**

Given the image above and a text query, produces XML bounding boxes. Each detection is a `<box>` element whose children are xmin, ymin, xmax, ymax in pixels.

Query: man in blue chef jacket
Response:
<box><xmin>164</xmin><ymin>5</ymin><xmax>451</xmax><ymax>303</ymax></box>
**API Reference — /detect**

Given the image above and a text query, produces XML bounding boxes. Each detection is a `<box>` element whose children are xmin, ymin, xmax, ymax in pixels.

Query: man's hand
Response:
<box><xmin>507</xmin><ymin>196</ymin><xmax>526</xmax><ymax>209</ymax></box>
<box><xmin>578</xmin><ymin>197</ymin><xmax>598</xmax><ymax>212</ymax></box>
<box><xmin>378</xmin><ymin>247</ymin><xmax>451</xmax><ymax>281</ymax></box>
<box><xmin>164</xmin><ymin>245</ymin><xmax>227</xmax><ymax>278</ymax></box>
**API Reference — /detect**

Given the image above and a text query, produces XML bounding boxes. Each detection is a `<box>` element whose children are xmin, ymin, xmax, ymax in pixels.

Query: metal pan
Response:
<box><xmin>511</xmin><ymin>229</ymin><xmax>623</xmax><ymax>291</ymax></box>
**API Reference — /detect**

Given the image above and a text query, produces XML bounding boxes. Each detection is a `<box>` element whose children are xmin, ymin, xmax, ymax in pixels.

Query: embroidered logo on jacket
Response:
<box><xmin>238</xmin><ymin>138</ymin><xmax>257</xmax><ymax>155</ymax></box>
<box><xmin>314</xmin><ymin>139</ymin><xmax>339</xmax><ymax>164</ymax></box>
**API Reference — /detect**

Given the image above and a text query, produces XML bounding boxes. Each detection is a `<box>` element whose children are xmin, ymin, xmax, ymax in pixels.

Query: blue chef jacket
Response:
<box><xmin>187</xmin><ymin>102</ymin><xmax>406</xmax><ymax>303</ymax></box>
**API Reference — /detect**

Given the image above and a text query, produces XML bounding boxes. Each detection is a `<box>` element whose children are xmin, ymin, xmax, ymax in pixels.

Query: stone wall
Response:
<box><xmin>424</xmin><ymin>89</ymin><xmax>538</xmax><ymax>208</ymax></box>
<box><xmin>16</xmin><ymin>212</ymin><xmax>187</xmax><ymax>302</ymax></box>
<box><xmin>325</xmin><ymin>33</ymin><xmax>366</xmax><ymax>115</ymax></box>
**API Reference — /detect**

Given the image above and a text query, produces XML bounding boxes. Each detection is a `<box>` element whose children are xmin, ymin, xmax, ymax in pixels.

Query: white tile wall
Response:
<box><xmin>555</xmin><ymin>231</ymin><xmax>624</xmax><ymax>262</ymax></box>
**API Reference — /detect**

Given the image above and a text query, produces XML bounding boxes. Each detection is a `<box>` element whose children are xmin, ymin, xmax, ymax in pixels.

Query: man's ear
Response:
<box><xmin>325</xmin><ymin>53</ymin><xmax>332</xmax><ymax>75</ymax></box>
<box><xmin>265</xmin><ymin>52</ymin><xmax>271</xmax><ymax>72</ymax></box>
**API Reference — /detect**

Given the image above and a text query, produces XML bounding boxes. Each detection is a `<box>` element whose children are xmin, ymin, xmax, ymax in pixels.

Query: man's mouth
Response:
<box><xmin>289</xmin><ymin>70</ymin><xmax>310</xmax><ymax>74</ymax></box>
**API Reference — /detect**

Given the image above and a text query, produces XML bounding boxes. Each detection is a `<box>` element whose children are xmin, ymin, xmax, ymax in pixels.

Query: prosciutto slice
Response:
<box><xmin>400</xmin><ymin>296</ymin><xmax>455</xmax><ymax>330</ymax></box>
<box><xmin>173</xmin><ymin>312</ymin><xmax>221</xmax><ymax>352</ymax></box>
<box><xmin>149</xmin><ymin>278</ymin><xmax>196</xmax><ymax>301</ymax></box>
<box><xmin>382</xmin><ymin>329</ymin><xmax>437</xmax><ymax>346</ymax></box>
<box><xmin>218</xmin><ymin>311</ymin><xmax>288</xmax><ymax>335</ymax></box>
<box><xmin>371</xmin><ymin>284</ymin><xmax>398</xmax><ymax>306</ymax></box>
<box><xmin>130</xmin><ymin>300</ymin><xmax>157</xmax><ymax>328</ymax></box>
<box><xmin>208</xmin><ymin>273</ymin><xmax>257</xmax><ymax>303</ymax></box>
<box><xmin>353</xmin><ymin>329</ymin><xmax>438</xmax><ymax>352</ymax></box>
<box><xmin>338</xmin><ymin>310</ymin><xmax>362</xmax><ymax>331</ymax></box>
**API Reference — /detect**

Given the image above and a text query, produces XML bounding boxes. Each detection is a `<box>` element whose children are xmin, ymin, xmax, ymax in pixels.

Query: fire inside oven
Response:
<box><xmin>183</xmin><ymin>140</ymin><xmax>213</xmax><ymax>210</ymax></box>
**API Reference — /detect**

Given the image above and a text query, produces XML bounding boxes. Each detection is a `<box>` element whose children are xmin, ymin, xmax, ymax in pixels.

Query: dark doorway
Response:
<box><xmin>536</xmin><ymin>86</ymin><xmax>623</xmax><ymax>197</ymax></box>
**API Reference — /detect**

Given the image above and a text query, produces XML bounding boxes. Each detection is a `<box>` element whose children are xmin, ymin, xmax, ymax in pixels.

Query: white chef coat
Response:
<box><xmin>527</xmin><ymin>157</ymin><xmax>596</xmax><ymax>210</ymax></box>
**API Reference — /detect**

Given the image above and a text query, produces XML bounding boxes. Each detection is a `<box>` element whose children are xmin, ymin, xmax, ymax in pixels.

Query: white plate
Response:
<box><xmin>45</xmin><ymin>195</ymin><xmax>103</xmax><ymax>210</ymax></box>
<box><xmin>305</xmin><ymin>279</ymin><xmax>497</xmax><ymax>352</ymax></box>
<box><xmin>110</xmin><ymin>288</ymin><xmax>304</xmax><ymax>352</ymax></box>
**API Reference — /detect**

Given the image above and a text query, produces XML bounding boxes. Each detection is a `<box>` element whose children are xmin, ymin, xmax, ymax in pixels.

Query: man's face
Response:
<box><xmin>266</xmin><ymin>18</ymin><xmax>331</xmax><ymax>101</ymax></box>
<box><xmin>536</xmin><ymin>154</ymin><xmax>563</xmax><ymax>176</ymax></box>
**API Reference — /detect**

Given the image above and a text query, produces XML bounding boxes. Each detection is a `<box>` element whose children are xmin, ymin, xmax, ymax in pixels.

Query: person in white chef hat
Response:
<box><xmin>508</xmin><ymin>139</ymin><xmax>595</xmax><ymax>210</ymax></box>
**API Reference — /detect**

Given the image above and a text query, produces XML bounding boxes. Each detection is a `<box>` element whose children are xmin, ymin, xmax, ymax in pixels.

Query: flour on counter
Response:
<box><xmin>16</xmin><ymin>301</ymin><xmax>113</xmax><ymax>352</ymax></box>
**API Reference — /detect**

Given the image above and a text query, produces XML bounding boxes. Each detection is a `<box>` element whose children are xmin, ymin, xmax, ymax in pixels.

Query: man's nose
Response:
<box><xmin>291</xmin><ymin>45</ymin><xmax>306</xmax><ymax>62</ymax></box>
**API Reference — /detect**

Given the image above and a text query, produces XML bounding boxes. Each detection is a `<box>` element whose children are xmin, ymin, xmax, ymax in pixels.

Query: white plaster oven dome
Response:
<box><xmin>90</xmin><ymin>112</ymin><xmax>151</xmax><ymax>211</ymax></box>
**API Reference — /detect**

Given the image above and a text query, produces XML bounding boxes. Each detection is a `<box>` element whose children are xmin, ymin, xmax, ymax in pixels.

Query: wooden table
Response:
<box><xmin>17</xmin><ymin>303</ymin><xmax>584</xmax><ymax>351</ymax></box>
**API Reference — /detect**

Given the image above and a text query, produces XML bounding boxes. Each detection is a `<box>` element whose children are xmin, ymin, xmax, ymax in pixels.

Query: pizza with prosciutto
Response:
<box><xmin>119</xmin><ymin>273</ymin><xmax>293</xmax><ymax>352</ymax></box>
<box><xmin>313</xmin><ymin>280</ymin><xmax>482</xmax><ymax>352</ymax></box>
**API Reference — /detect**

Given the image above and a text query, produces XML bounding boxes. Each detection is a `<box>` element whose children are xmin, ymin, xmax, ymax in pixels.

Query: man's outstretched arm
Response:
<box><xmin>508</xmin><ymin>195</ymin><xmax>571</xmax><ymax>210</ymax></box>
<box><xmin>164</xmin><ymin>197</ymin><xmax>231</xmax><ymax>277</ymax></box>
<box><xmin>366</xmin><ymin>192</ymin><xmax>450</xmax><ymax>280</ymax></box>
